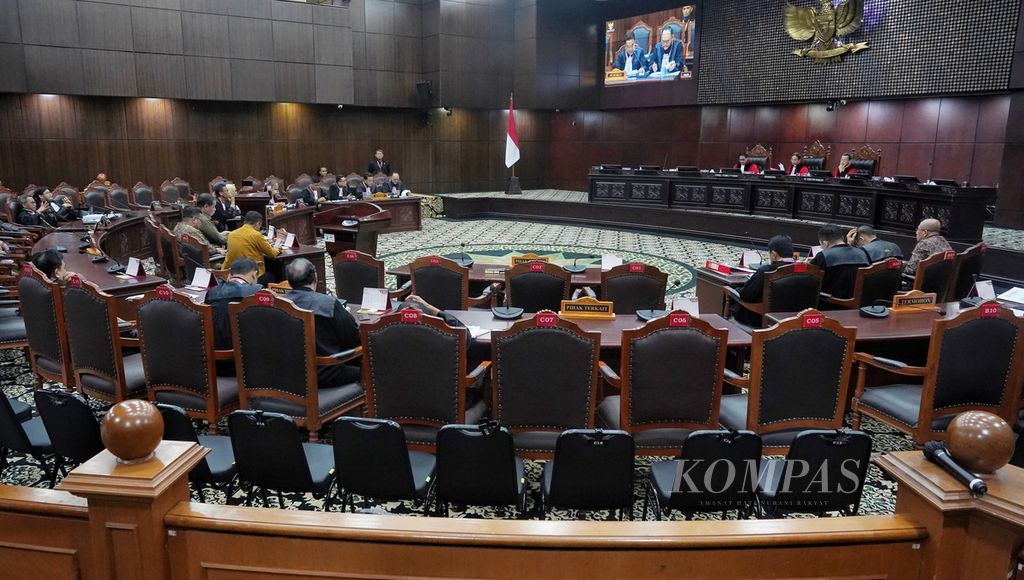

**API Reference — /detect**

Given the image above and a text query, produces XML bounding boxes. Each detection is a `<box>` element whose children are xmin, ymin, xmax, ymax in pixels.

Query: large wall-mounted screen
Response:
<box><xmin>604</xmin><ymin>5</ymin><xmax>697</xmax><ymax>86</ymax></box>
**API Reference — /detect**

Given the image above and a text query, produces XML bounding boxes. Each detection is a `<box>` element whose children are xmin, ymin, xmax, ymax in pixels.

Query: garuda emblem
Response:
<box><xmin>785</xmin><ymin>0</ymin><xmax>869</xmax><ymax>63</ymax></box>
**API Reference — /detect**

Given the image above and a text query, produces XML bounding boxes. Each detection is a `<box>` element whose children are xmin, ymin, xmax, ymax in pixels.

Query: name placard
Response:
<box><xmin>892</xmin><ymin>290</ymin><xmax>939</xmax><ymax>312</ymax></box>
<box><xmin>559</xmin><ymin>296</ymin><xmax>615</xmax><ymax>320</ymax></box>
<box><xmin>512</xmin><ymin>252</ymin><xmax>550</xmax><ymax>266</ymax></box>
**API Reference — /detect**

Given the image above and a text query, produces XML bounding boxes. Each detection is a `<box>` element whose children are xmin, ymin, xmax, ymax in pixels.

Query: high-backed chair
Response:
<box><xmin>286</xmin><ymin>184</ymin><xmax>306</xmax><ymax>204</ymax></box>
<box><xmin>83</xmin><ymin>189</ymin><xmax>110</xmax><ymax>212</ymax></box>
<box><xmin>434</xmin><ymin>423</ymin><xmax>527</xmax><ymax>517</ymax></box>
<box><xmin>229</xmin><ymin>292</ymin><xmax>363</xmax><ymax>442</ymax></box>
<box><xmin>600</xmin><ymin>262</ymin><xmax>668</xmax><ymax>314</ymax></box>
<box><xmin>243</xmin><ymin>176</ymin><xmax>264</xmax><ymax>191</ymax></box>
<box><xmin>408</xmin><ymin>255</ymin><xmax>491</xmax><ymax>311</ymax></box>
<box><xmin>294</xmin><ymin>173</ymin><xmax>313</xmax><ymax>188</ymax></box>
<box><xmin>18</xmin><ymin>265</ymin><xmax>75</xmax><ymax>389</ymax></box>
<box><xmin>819</xmin><ymin>259</ymin><xmax>903</xmax><ymax>309</ymax></box>
<box><xmin>159</xmin><ymin>180</ymin><xmax>181</xmax><ymax>204</ymax></box>
<box><xmin>33</xmin><ymin>389</ymin><xmax>104</xmax><ymax>476</ymax></box>
<box><xmin>52</xmin><ymin>182</ymin><xmax>79</xmax><ymax>201</ymax></box>
<box><xmin>947</xmin><ymin>242</ymin><xmax>986</xmax><ymax>302</ymax></box>
<box><xmin>504</xmin><ymin>261</ymin><xmax>572</xmax><ymax>313</ymax></box>
<box><xmin>84</xmin><ymin>180</ymin><xmax>109</xmax><ymax>194</ymax></box>
<box><xmin>158</xmin><ymin>224</ymin><xmax>187</xmax><ymax>284</ymax></box>
<box><xmin>264</xmin><ymin>175</ymin><xmax>284</xmax><ymax>194</ymax></box>
<box><xmin>0</xmin><ymin>395</ymin><xmax>59</xmax><ymax>487</ymax></box>
<box><xmin>596</xmin><ymin>312</ymin><xmax>727</xmax><ymax>455</ymax></box>
<box><xmin>137</xmin><ymin>287</ymin><xmax>239</xmax><ymax>431</ymax></box>
<box><xmin>744</xmin><ymin>144</ymin><xmax>773</xmax><ymax>172</ymax></box>
<box><xmin>802</xmin><ymin>140</ymin><xmax>832</xmax><ymax>171</ymax></box>
<box><xmin>62</xmin><ymin>277</ymin><xmax>148</xmax><ymax>403</ymax></box>
<box><xmin>540</xmin><ymin>429</ymin><xmax>635</xmax><ymax>519</ymax></box>
<box><xmin>853</xmin><ymin>301</ymin><xmax>1024</xmax><ymax>444</ymax></box>
<box><xmin>171</xmin><ymin>177</ymin><xmax>191</xmax><ymax>201</ymax></box>
<box><xmin>646</xmin><ymin>430</ymin><xmax>762</xmax><ymax>520</ymax></box>
<box><xmin>757</xmin><ymin>429</ymin><xmax>872</xmax><ymax>517</ymax></box>
<box><xmin>911</xmin><ymin>250</ymin><xmax>955</xmax><ymax>303</ymax></box>
<box><xmin>628</xmin><ymin>20</ymin><xmax>653</xmax><ymax>53</ymax></box>
<box><xmin>158</xmin><ymin>404</ymin><xmax>238</xmax><ymax>501</ymax></box>
<box><xmin>491</xmin><ymin>313</ymin><xmax>600</xmax><ymax>458</ymax></box>
<box><xmin>107</xmin><ymin>185</ymin><xmax>132</xmax><ymax>210</ymax></box>
<box><xmin>361</xmin><ymin>310</ymin><xmax>488</xmax><ymax>449</ymax></box>
<box><xmin>719</xmin><ymin>309</ymin><xmax>857</xmax><ymax>453</ymax></box>
<box><xmin>723</xmin><ymin>263</ymin><xmax>824</xmax><ymax>325</ymax></box>
<box><xmin>333</xmin><ymin>250</ymin><xmax>389</xmax><ymax>304</ymax></box>
<box><xmin>849</xmin><ymin>144</ymin><xmax>882</xmax><ymax>177</ymax></box>
<box><xmin>144</xmin><ymin>216</ymin><xmax>166</xmax><ymax>278</ymax></box>
<box><xmin>132</xmin><ymin>182</ymin><xmax>156</xmax><ymax>208</ymax></box>
<box><xmin>208</xmin><ymin>176</ymin><xmax>227</xmax><ymax>194</ymax></box>
<box><xmin>179</xmin><ymin>232</ymin><xmax>222</xmax><ymax>283</ymax></box>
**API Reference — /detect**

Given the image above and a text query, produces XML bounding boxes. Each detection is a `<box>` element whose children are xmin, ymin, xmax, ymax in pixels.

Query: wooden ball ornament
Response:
<box><xmin>100</xmin><ymin>400</ymin><xmax>164</xmax><ymax>464</ymax></box>
<box><xmin>946</xmin><ymin>411</ymin><xmax>1014</xmax><ymax>475</ymax></box>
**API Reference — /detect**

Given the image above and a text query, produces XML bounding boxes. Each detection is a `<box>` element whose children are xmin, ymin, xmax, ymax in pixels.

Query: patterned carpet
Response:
<box><xmin>1</xmin><ymin>216</ymin><xmax>920</xmax><ymax>521</ymax></box>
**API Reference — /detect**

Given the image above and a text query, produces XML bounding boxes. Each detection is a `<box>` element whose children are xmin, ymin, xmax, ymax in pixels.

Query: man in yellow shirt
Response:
<box><xmin>225</xmin><ymin>211</ymin><xmax>284</xmax><ymax>283</ymax></box>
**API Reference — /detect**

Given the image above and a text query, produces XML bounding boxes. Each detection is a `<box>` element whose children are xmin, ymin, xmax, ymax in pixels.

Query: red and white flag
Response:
<box><xmin>505</xmin><ymin>94</ymin><xmax>520</xmax><ymax>168</ymax></box>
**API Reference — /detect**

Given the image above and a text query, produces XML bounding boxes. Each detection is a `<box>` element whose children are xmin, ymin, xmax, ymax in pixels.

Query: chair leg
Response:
<box><xmin>276</xmin><ymin>490</ymin><xmax>285</xmax><ymax>509</ymax></box>
<box><xmin>259</xmin><ymin>487</ymin><xmax>269</xmax><ymax>508</ymax></box>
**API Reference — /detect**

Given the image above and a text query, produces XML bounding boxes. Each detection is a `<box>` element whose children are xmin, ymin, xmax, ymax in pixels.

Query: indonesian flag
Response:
<box><xmin>505</xmin><ymin>95</ymin><xmax>520</xmax><ymax>168</ymax></box>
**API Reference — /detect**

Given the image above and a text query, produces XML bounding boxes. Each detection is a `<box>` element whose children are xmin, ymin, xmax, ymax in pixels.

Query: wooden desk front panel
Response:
<box><xmin>0</xmin><ymin>487</ymin><xmax>91</xmax><ymax>580</ymax></box>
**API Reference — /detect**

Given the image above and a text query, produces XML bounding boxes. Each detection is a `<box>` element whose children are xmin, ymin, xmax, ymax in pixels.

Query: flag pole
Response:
<box><xmin>505</xmin><ymin>92</ymin><xmax>522</xmax><ymax>195</ymax></box>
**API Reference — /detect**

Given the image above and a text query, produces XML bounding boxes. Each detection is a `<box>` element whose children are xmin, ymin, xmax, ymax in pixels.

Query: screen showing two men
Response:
<box><xmin>605</xmin><ymin>5</ymin><xmax>696</xmax><ymax>86</ymax></box>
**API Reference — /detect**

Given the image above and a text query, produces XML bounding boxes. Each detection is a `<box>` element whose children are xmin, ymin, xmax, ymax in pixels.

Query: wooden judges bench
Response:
<box><xmin>588</xmin><ymin>168</ymin><xmax>993</xmax><ymax>243</ymax></box>
<box><xmin>4</xmin><ymin>439</ymin><xmax>1024</xmax><ymax>578</ymax></box>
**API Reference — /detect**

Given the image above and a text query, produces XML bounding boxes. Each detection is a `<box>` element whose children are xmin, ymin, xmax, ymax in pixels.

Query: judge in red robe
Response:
<box><xmin>788</xmin><ymin>153</ymin><xmax>810</xmax><ymax>176</ymax></box>
<box><xmin>833</xmin><ymin>153</ymin><xmax>858</xmax><ymax>178</ymax></box>
<box><xmin>733</xmin><ymin>154</ymin><xmax>760</xmax><ymax>174</ymax></box>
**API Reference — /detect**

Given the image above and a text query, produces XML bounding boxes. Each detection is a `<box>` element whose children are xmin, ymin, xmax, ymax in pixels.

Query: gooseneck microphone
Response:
<box><xmin>923</xmin><ymin>441</ymin><xmax>987</xmax><ymax>495</ymax></box>
<box><xmin>456</xmin><ymin>242</ymin><xmax>473</xmax><ymax>267</ymax></box>
<box><xmin>564</xmin><ymin>253</ymin><xmax>591</xmax><ymax>274</ymax></box>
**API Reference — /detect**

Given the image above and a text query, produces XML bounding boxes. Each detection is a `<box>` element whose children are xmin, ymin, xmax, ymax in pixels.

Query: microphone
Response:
<box><xmin>564</xmin><ymin>253</ymin><xmax>591</xmax><ymax>274</ymax></box>
<box><xmin>923</xmin><ymin>441</ymin><xmax>987</xmax><ymax>495</ymax></box>
<box><xmin>637</xmin><ymin>279</ymin><xmax>680</xmax><ymax>321</ymax></box>
<box><xmin>456</xmin><ymin>242</ymin><xmax>473</xmax><ymax>267</ymax></box>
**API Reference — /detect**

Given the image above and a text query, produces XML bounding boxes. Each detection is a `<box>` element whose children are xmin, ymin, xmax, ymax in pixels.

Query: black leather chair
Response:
<box><xmin>18</xmin><ymin>266</ymin><xmax>75</xmax><ymax>388</ymax></box>
<box><xmin>719</xmin><ymin>309</ymin><xmax>857</xmax><ymax>453</ymax></box>
<box><xmin>62</xmin><ymin>277</ymin><xmax>147</xmax><ymax>403</ymax></box>
<box><xmin>911</xmin><ymin>250</ymin><xmax>956</xmax><ymax>303</ymax></box>
<box><xmin>83</xmin><ymin>190</ymin><xmax>109</xmax><ymax>212</ymax></box>
<box><xmin>802</xmin><ymin>140</ymin><xmax>831</xmax><ymax>171</ymax></box>
<box><xmin>360</xmin><ymin>311</ymin><xmax>488</xmax><ymax>449</ymax></box>
<box><xmin>107</xmin><ymin>186</ymin><xmax>131</xmax><ymax>210</ymax></box>
<box><xmin>504</xmin><ymin>261</ymin><xmax>571</xmax><ymax>313</ymax></box>
<box><xmin>286</xmin><ymin>186</ymin><xmax>306</xmax><ymax>204</ymax></box>
<box><xmin>597</xmin><ymin>312</ymin><xmax>727</xmax><ymax>455</ymax></box>
<box><xmin>853</xmin><ymin>301</ymin><xmax>1024</xmax><ymax>445</ymax></box>
<box><xmin>819</xmin><ymin>259</ymin><xmax>903</xmax><ymax>309</ymax></box>
<box><xmin>331</xmin><ymin>417</ymin><xmax>435</xmax><ymax>511</ymax></box>
<box><xmin>137</xmin><ymin>288</ymin><xmax>239</xmax><ymax>431</ymax></box>
<box><xmin>331</xmin><ymin>250</ymin><xmax>409</xmax><ymax>305</ymax></box>
<box><xmin>434</xmin><ymin>423</ymin><xmax>526</xmax><ymax>517</ymax></box>
<box><xmin>132</xmin><ymin>182</ymin><xmax>156</xmax><ymax>208</ymax></box>
<box><xmin>646</xmin><ymin>430</ymin><xmax>762</xmax><ymax>520</ymax></box>
<box><xmin>600</xmin><ymin>263</ymin><xmax>668</xmax><ymax>314</ymax></box>
<box><xmin>229</xmin><ymin>292</ymin><xmax>363</xmax><ymax>442</ymax></box>
<box><xmin>159</xmin><ymin>181</ymin><xmax>181</xmax><ymax>204</ymax></box>
<box><xmin>33</xmin><ymin>389</ymin><xmax>104</xmax><ymax>475</ymax></box>
<box><xmin>723</xmin><ymin>263</ymin><xmax>823</xmax><ymax>327</ymax></box>
<box><xmin>540</xmin><ymin>429</ymin><xmax>635</xmax><ymax>519</ymax></box>
<box><xmin>0</xmin><ymin>395</ymin><xmax>60</xmax><ymax>487</ymax></box>
<box><xmin>227</xmin><ymin>410</ymin><xmax>335</xmax><ymax>510</ymax></box>
<box><xmin>757</xmin><ymin>429</ymin><xmax>871</xmax><ymax>517</ymax></box>
<box><xmin>295</xmin><ymin>174</ymin><xmax>313</xmax><ymax>188</ymax></box>
<box><xmin>491</xmin><ymin>314</ymin><xmax>600</xmax><ymax>458</ymax></box>
<box><xmin>947</xmin><ymin>242</ymin><xmax>986</xmax><ymax>301</ymax></box>
<box><xmin>4</xmin><ymin>396</ymin><xmax>31</xmax><ymax>423</ymax></box>
<box><xmin>158</xmin><ymin>404</ymin><xmax>237</xmax><ymax>502</ymax></box>
<box><xmin>158</xmin><ymin>224</ymin><xmax>187</xmax><ymax>285</ymax></box>
<box><xmin>408</xmin><ymin>255</ymin><xmax>491</xmax><ymax>311</ymax></box>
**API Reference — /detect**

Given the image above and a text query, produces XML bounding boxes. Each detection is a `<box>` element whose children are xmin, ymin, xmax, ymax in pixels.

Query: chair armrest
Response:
<box><xmin>468</xmin><ymin>283</ymin><xmax>501</xmax><ymax>309</ymax></box>
<box><xmin>315</xmin><ymin>346</ymin><xmax>363</xmax><ymax>366</ymax></box>
<box><xmin>467</xmin><ymin>361</ymin><xmax>491</xmax><ymax>389</ymax></box>
<box><xmin>388</xmin><ymin>281</ymin><xmax>413</xmax><ymax>301</ymax></box>
<box><xmin>852</xmin><ymin>352</ymin><xmax>928</xmax><ymax>376</ymax></box>
<box><xmin>723</xmin><ymin>286</ymin><xmax>764</xmax><ymax>316</ymax></box>
<box><xmin>598</xmin><ymin>361</ymin><xmax>621</xmax><ymax>389</ymax></box>
<box><xmin>723</xmin><ymin>367</ymin><xmax>750</xmax><ymax>388</ymax></box>
<box><xmin>213</xmin><ymin>349</ymin><xmax>235</xmax><ymax>361</ymax></box>
<box><xmin>819</xmin><ymin>292</ymin><xmax>855</xmax><ymax>308</ymax></box>
<box><xmin>119</xmin><ymin>336</ymin><xmax>140</xmax><ymax>347</ymax></box>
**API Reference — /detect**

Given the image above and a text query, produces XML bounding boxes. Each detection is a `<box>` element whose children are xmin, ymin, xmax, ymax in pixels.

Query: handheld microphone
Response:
<box><xmin>923</xmin><ymin>441</ymin><xmax>987</xmax><ymax>495</ymax></box>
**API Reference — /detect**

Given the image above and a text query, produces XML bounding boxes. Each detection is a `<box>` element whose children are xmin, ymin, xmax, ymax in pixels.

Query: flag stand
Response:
<box><xmin>504</xmin><ymin>93</ymin><xmax>522</xmax><ymax>195</ymax></box>
<box><xmin>505</xmin><ymin>167</ymin><xmax>522</xmax><ymax>195</ymax></box>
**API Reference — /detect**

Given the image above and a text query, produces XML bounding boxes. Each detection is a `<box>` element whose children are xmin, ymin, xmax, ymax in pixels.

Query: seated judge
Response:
<box><xmin>648</xmin><ymin>28</ymin><xmax>684</xmax><ymax>74</ymax></box>
<box><xmin>205</xmin><ymin>257</ymin><xmax>262</xmax><ymax>351</ymax></box>
<box><xmin>212</xmin><ymin>183</ymin><xmax>241</xmax><ymax>231</ymax></box>
<box><xmin>811</xmin><ymin>223</ymin><xmax>871</xmax><ymax>299</ymax></box>
<box><xmin>16</xmin><ymin>195</ymin><xmax>57</xmax><ymax>227</ymax></box>
<box><xmin>833</xmin><ymin>153</ymin><xmax>858</xmax><ymax>178</ymax></box>
<box><xmin>224</xmin><ymin>211</ymin><xmax>283</xmax><ymax>285</ymax></box>
<box><xmin>905</xmin><ymin>218</ymin><xmax>952</xmax><ymax>276</ymax></box>
<box><xmin>730</xmin><ymin>235</ymin><xmax>795</xmax><ymax>327</ymax></box>
<box><xmin>368</xmin><ymin>149</ymin><xmax>392</xmax><ymax>176</ymax></box>
<box><xmin>734</xmin><ymin>153</ymin><xmax>760</xmax><ymax>175</ymax></box>
<box><xmin>788</xmin><ymin>153</ymin><xmax>810</xmax><ymax>176</ymax></box>
<box><xmin>195</xmin><ymin>195</ymin><xmax>229</xmax><ymax>246</ymax></box>
<box><xmin>847</xmin><ymin>225</ymin><xmax>904</xmax><ymax>262</ymax></box>
<box><xmin>283</xmin><ymin>258</ymin><xmax>362</xmax><ymax>388</ymax></box>
<box><xmin>612</xmin><ymin>33</ymin><xmax>647</xmax><ymax>76</ymax></box>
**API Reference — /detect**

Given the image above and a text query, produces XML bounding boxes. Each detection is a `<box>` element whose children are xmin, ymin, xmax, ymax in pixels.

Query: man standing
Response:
<box><xmin>811</xmin><ymin>224</ymin><xmax>871</xmax><ymax>299</ymax></box>
<box><xmin>648</xmin><ymin>28</ymin><xmax>683</xmax><ymax>74</ymax></box>
<box><xmin>847</xmin><ymin>225</ymin><xmax>904</xmax><ymax>262</ymax></box>
<box><xmin>731</xmin><ymin>235</ymin><xmax>795</xmax><ymax>327</ymax></box>
<box><xmin>224</xmin><ymin>211</ymin><xmax>283</xmax><ymax>284</ymax></box>
<box><xmin>905</xmin><ymin>218</ymin><xmax>952</xmax><ymax>276</ymax></box>
<box><xmin>195</xmin><ymin>195</ymin><xmax>229</xmax><ymax>246</ymax></box>
<box><xmin>613</xmin><ymin>33</ymin><xmax>647</xmax><ymax>76</ymax></box>
<box><xmin>367</xmin><ymin>149</ymin><xmax>392</xmax><ymax>176</ymax></box>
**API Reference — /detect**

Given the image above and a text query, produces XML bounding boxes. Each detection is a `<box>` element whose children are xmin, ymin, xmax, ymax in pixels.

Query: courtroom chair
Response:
<box><xmin>852</xmin><ymin>301</ymin><xmax>1024</xmax><ymax>445</ymax></box>
<box><xmin>52</xmin><ymin>182</ymin><xmax>79</xmax><ymax>201</ymax></box>
<box><xmin>596</xmin><ymin>312</ymin><xmax>727</xmax><ymax>456</ymax></box>
<box><xmin>22</xmin><ymin>184</ymin><xmax>45</xmax><ymax>198</ymax></box>
<box><xmin>540</xmin><ymin>429</ymin><xmax>635</xmax><ymax>520</ymax></box>
<box><xmin>345</xmin><ymin>175</ymin><xmax>363</xmax><ymax>194</ymax></box>
<box><xmin>131</xmin><ymin>182</ymin><xmax>156</xmax><ymax>208</ymax></box>
<box><xmin>158</xmin><ymin>224</ymin><xmax>187</xmax><ymax>284</ymax></box>
<box><xmin>332</xmin><ymin>250</ymin><xmax>406</xmax><ymax>305</ymax></box>
<box><xmin>84</xmin><ymin>180</ymin><xmax>108</xmax><ymax>194</ymax></box>
<box><xmin>286</xmin><ymin>184</ymin><xmax>306</xmax><ymax>204</ymax></box>
<box><xmin>722</xmin><ymin>263</ymin><xmax>824</xmax><ymax>326</ymax></box>
<box><xmin>264</xmin><ymin>175</ymin><xmax>284</xmax><ymax>193</ymax></box>
<box><xmin>4</xmin><ymin>395</ymin><xmax>31</xmax><ymax>423</ymax></box>
<box><xmin>330</xmin><ymin>417</ymin><xmax>436</xmax><ymax>512</ymax></box>
<box><xmin>849</xmin><ymin>144</ymin><xmax>882</xmax><ymax>177</ymax></box>
<box><xmin>107</xmin><ymin>185</ymin><xmax>132</xmax><ymax>210</ymax></box>
<box><xmin>745</xmin><ymin>143</ymin><xmax>773</xmax><ymax>172</ymax></box>
<box><xmin>137</xmin><ymin>287</ymin><xmax>239</xmax><ymax>431</ymax></box>
<box><xmin>600</xmin><ymin>262</ymin><xmax>668</xmax><ymax>314</ymax></box>
<box><xmin>947</xmin><ymin>242</ymin><xmax>986</xmax><ymax>301</ymax></box>
<box><xmin>144</xmin><ymin>216</ymin><xmax>167</xmax><ymax>278</ymax></box>
<box><xmin>361</xmin><ymin>310</ymin><xmax>489</xmax><ymax>450</ymax></box>
<box><xmin>179</xmin><ymin>232</ymin><xmax>223</xmax><ymax>283</ymax></box>
<box><xmin>911</xmin><ymin>250</ymin><xmax>955</xmax><ymax>303</ymax></box>
<box><xmin>229</xmin><ymin>292</ymin><xmax>364</xmax><ymax>442</ymax></box>
<box><xmin>171</xmin><ymin>177</ymin><xmax>191</xmax><ymax>201</ymax></box>
<box><xmin>0</xmin><ymin>394</ymin><xmax>60</xmax><ymax>487</ymax></box>
<box><xmin>33</xmin><ymin>389</ymin><xmax>104</xmax><ymax>478</ymax></box>
<box><xmin>646</xmin><ymin>430</ymin><xmax>761</xmax><ymax>521</ymax></box>
<box><xmin>491</xmin><ymin>313</ymin><xmax>600</xmax><ymax>458</ymax></box>
<box><xmin>61</xmin><ymin>277</ymin><xmax>148</xmax><ymax>403</ymax></box>
<box><xmin>227</xmin><ymin>410</ymin><xmax>335</xmax><ymax>510</ymax></box>
<box><xmin>719</xmin><ymin>309</ymin><xmax>857</xmax><ymax>453</ymax></box>
<box><xmin>82</xmin><ymin>189</ymin><xmax>111</xmax><ymax>213</ymax></box>
<box><xmin>0</xmin><ymin>192</ymin><xmax>16</xmax><ymax>222</ymax></box>
<box><xmin>628</xmin><ymin>19</ymin><xmax>654</xmax><ymax>53</ymax></box>
<box><xmin>18</xmin><ymin>265</ymin><xmax>75</xmax><ymax>389</ymax></box>
<box><xmin>434</xmin><ymin>423</ymin><xmax>527</xmax><ymax>517</ymax></box>
<box><xmin>243</xmin><ymin>176</ymin><xmax>264</xmax><ymax>191</ymax></box>
<box><xmin>819</xmin><ymin>258</ymin><xmax>903</xmax><ymax>309</ymax></box>
<box><xmin>757</xmin><ymin>429</ymin><xmax>871</xmax><ymax>517</ymax></box>
<box><xmin>408</xmin><ymin>255</ymin><xmax>492</xmax><ymax>311</ymax></box>
<box><xmin>159</xmin><ymin>180</ymin><xmax>181</xmax><ymax>204</ymax></box>
<box><xmin>504</xmin><ymin>261</ymin><xmax>572</xmax><ymax>313</ymax></box>
<box><xmin>208</xmin><ymin>176</ymin><xmax>227</xmax><ymax>194</ymax></box>
<box><xmin>801</xmin><ymin>140</ymin><xmax>832</xmax><ymax>171</ymax></box>
<box><xmin>295</xmin><ymin>173</ymin><xmax>313</xmax><ymax>188</ymax></box>
<box><xmin>158</xmin><ymin>404</ymin><xmax>237</xmax><ymax>502</ymax></box>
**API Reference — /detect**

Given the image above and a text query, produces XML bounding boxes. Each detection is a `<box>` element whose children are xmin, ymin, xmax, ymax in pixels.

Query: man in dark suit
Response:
<box><xmin>386</xmin><ymin>172</ymin><xmax>405</xmax><ymax>195</ymax></box>
<box><xmin>212</xmin><ymin>183</ymin><xmax>241</xmax><ymax>231</ymax></box>
<box><xmin>205</xmin><ymin>258</ymin><xmax>262</xmax><ymax>351</ymax></box>
<box><xmin>731</xmin><ymin>235</ymin><xmax>795</xmax><ymax>327</ymax></box>
<box><xmin>283</xmin><ymin>258</ymin><xmax>362</xmax><ymax>389</ymax></box>
<box><xmin>812</xmin><ymin>224</ymin><xmax>871</xmax><ymax>299</ymax></box>
<box><xmin>16</xmin><ymin>195</ymin><xmax>56</xmax><ymax>227</ymax></box>
<box><xmin>612</xmin><ymin>33</ymin><xmax>647</xmax><ymax>76</ymax></box>
<box><xmin>847</xmin><ymin>225</ymin><xmax>904</xmax><ymax>262</ymax></box>
<box><xmin>648</xmin><ymin>28</ymin><xmax>684</xmax><ymax>74</ymax></box>
<box><xmin>367</xmin><ymin>149</ymin><xmax>392</xmax><ymax>176</ymax></box>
